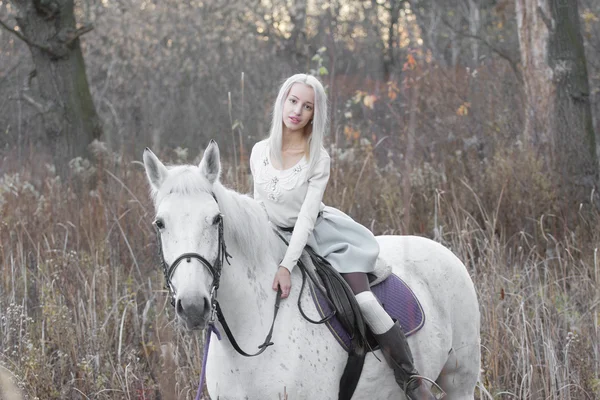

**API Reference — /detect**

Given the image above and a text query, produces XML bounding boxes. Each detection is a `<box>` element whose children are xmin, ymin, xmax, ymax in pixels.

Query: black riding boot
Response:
<box><xmin>374</xmin><ymin>322</ymin><xmax>439</xmax><ymax>400</ymax></box>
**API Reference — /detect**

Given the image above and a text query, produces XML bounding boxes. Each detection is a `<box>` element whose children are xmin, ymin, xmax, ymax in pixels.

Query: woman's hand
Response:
<box><xmin>272</xmin><ymin>266</ymin><xmax>291</xmax><ymax>299</ymax></box>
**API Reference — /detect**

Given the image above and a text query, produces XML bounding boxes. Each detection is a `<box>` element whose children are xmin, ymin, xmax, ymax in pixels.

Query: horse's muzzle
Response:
<box><xmin>176</xmin><ymin>295</ymin><xmax>211</xmax><ymax>330</ymax></box>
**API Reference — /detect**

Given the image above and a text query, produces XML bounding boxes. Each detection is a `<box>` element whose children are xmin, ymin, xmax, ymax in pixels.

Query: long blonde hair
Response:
<box><xmin>268</xmin><ymin>74</ymin><xmax>328</xmax><ymax>173</ymax></box>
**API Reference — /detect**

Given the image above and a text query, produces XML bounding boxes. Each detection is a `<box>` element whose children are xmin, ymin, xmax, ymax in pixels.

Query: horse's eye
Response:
<box><xmin>212</xmin><ymin>214</ymin><xmax>223</xmax><ymax>225</ymax></box>
<box><xmin>154</xmin><ymin>219</ymin><xmax>165</xmax><ymax>230</ymax></box>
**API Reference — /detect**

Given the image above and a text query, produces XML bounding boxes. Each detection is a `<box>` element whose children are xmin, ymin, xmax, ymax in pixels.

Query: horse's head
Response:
<box><xmin>143</xmin><ymin>141</ymin><xmax>223</xmax><ymax>330</ymax></box>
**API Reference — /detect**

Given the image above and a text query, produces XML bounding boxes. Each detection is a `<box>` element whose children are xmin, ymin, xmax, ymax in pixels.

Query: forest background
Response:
<box><xmin>1</xmin><ymin>0</ymin><xmax>600</xmax><ymax>399</ymax></box>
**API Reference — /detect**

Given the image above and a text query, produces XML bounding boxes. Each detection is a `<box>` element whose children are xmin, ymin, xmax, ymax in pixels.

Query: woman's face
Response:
<box><xmin>282</xmin><ymin>83</ymin><xmax>315</xmax><ymax>134</ymax></box>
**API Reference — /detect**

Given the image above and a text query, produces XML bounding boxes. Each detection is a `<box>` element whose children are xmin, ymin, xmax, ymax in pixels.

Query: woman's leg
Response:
<box><xmin>342</xmin><ymin>272</ymin><xmax>395</xmax><ymax>334</ymax></box>
<box><xmin>342</xmin><ymin>272</ymin><xmax>438</xmax><ymax>400</ymax></box>
<box><xmin>340</xmin><ymin>272</ymin><xmax>369</xmax><ymax>293</ymax></box>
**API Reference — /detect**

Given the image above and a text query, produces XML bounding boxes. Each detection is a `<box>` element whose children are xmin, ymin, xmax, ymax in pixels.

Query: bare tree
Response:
<box><xmin>1</xmin><ymin>0</ymin><xmax>102</xmax><ymax>175</ymax></box>
<box><xmin>516</xmin><ymin>0</ymin><xmax>598</xmax><ymax>208</ymax></box>
<box><xmin>467</xmin><ymin>0</ymin><xmax>481</xmax><ymax>65</ymax></box>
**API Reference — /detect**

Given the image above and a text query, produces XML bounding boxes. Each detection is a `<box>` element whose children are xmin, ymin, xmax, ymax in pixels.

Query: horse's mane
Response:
<box><xmin>213</xmin><ymin>182</ymin><xmax>284</xmax><ymax>269</ymax></box>
<box><xmin>154</xmin><ymin>164</ymin><xmax>284</xmax><ymax>269</ymax></box>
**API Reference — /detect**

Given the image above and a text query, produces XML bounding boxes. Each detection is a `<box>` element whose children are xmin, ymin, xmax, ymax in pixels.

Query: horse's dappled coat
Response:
<box><xmin>143</xmin><ymin>142</ymin><xmax>482</xmax><ymax>399</ymax></box>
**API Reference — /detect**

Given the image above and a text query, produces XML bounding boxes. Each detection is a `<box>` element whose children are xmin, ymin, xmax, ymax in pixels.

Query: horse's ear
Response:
<box><xmin>143</xmin><ymin>148</ymin><xmax>168</xmax><ymax>191</ymax></box>
<box><xmin>199</xmin><ymin>140</ymin><xmax>221</xmax><ymax>184</ymax></box>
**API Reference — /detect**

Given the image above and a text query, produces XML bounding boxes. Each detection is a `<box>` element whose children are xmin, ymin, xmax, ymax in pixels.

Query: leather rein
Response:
<box><xmin>155</xmin><ymin>194</ymin><xmax>282</xmax><ymax>358</ymax></box>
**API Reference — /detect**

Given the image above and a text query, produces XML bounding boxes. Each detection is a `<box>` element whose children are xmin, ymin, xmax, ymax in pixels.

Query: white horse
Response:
<box><xmin>143</xmin><ymin>141</ymin><xmax>481</xmax><ymax>400</ymax></box>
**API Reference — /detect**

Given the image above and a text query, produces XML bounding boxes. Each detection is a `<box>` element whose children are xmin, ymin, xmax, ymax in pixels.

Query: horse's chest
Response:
<box><xmin>206</xmin><ymin>322</ymin><xmax>346</xmax><ymax>399</ymax></box>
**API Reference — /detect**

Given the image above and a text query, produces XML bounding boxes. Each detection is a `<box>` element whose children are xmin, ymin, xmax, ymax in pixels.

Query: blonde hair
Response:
<box><xmin>268</xmin><ymin>74</ymin><xmax>328</xmax><ymax>173</ymax></box>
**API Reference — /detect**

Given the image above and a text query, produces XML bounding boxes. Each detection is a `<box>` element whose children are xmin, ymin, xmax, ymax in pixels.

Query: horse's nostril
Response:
<box><xmin>176</xmin><ymin>298</ymin><xmax>184</xmax><ymax>315</ymax></box>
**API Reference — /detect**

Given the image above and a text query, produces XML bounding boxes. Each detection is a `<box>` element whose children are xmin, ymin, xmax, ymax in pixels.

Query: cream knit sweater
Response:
<box><xmin>250</xmin><ymin>139</ymin><xmax>330</xmax><ymax>272</ymax></box>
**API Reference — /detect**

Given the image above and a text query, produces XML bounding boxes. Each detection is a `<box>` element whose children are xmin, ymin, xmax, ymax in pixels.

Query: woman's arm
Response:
<box><xmin>279</xmin><ymin>155</ymin><xmax>331</xmax><ymax>272</ymax></box>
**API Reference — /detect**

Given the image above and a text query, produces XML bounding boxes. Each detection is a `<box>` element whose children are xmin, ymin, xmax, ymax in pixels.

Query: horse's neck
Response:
<box><xmin>212</xmin><ymin>184</ymin><xmax>284</xmax><ymax>327</ymax></box>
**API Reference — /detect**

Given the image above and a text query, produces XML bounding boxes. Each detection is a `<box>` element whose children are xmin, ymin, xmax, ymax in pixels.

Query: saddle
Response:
<box><xmin>275</xmin><ymin>227</ymin><xmax>424</xmax><ymax>400</ymax></box>
<box><xmin>284</xmin><ymin>242</ymin><xmax>425</xmax><ymax>400</ymax></box>
<box><xmin>305</xmin><ymin>253</ymin><xmax>425</xmax><ymax>352</ymax></box>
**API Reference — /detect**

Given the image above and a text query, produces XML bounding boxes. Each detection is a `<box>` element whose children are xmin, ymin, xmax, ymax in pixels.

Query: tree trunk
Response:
<box><xmin>408</xmin><ymin>1</ymin><xmax>446</xmax><ymax>66</ymax></box>
<box><xmin>450</xmin><ymin>24</ymin><xmax>460</xmax><ymax>67</ymax></box>
<box><xmin>426</xmin><ymin>5</ymin><xmax>445</xmax><ymax>66</ymax></box>
<box><xmin>364</xmin><ymin>0</ymin><xmax>385</xmax><ymax>81</ymax></box>
<box><xmin>288</xmin><ymin>0</ymin><xmax>308</xmax><ymax>63</ymax></box>
<box><xmin>12</xmin><ymin>0</ymin><xmax>102</xmax><ymax>176</ymax></box>
<box><xmin>468</xmin><ymin>0</ymin><xmax>480</xmax><ymax>66</ymax></box>
<box><xmin>289</xmin><ymin>0</ymin><xmax>307</xmax><ymax>48</ymax></box>
<box><xmin>384</xmin><ymin>0</ymin><xmax>402</xmax><ymax>79</ymax></box>
<box><xmin>515</xmin><ymin>0</ymin><xmax>598</xmax><ymax>209</ymax></box>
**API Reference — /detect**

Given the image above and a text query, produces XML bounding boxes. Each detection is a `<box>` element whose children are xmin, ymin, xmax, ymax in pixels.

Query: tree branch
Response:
<box><xmin>0</xmin><ymin>59</ymin><xmax>22</xmax><ymax>88</ymax></box>
<box><xmin>537</xmin><ymin>6</ymin><xmax>552</xmax><ymax>32</ymax></box>
<box><xmin>440</xmin><ymin>16</ymin><xmax>523</xmax><ymax>84</ymax></box>
<box><xmin>65</xmin><ymin>24</ymin><xmax>94</xmax><ymax>45</ymax></box>
<box><xmin>21</xmin><ymin>92</ymin><xmax>50</xmax><ymax>114</ymax></box>
<box><xmin>0</xmin><ymin>18</ymin><xmax>52</xmax><ymax>52</ymax></box>
<box><xmin>8</xmin><ymin>92</ymin><xmax>51</xmax><ymax>115</ymax></box>
<box><xmin>0</xmin><ymin>18</ymin><xmax>28</xmax><ymax>43</ymax></box>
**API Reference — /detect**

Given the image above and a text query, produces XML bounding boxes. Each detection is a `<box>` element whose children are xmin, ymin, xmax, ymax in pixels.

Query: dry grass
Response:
<box><xmin>0</xmin><ymin>142</ymin><xmax>598</xmax><ymax>400</ymax></box>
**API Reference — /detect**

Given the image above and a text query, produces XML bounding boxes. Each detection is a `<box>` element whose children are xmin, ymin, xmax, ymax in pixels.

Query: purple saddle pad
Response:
<box><xmin>309</xmin><ymin>273</ymin><xmax>425</xmax><ymax>352</ymax></box>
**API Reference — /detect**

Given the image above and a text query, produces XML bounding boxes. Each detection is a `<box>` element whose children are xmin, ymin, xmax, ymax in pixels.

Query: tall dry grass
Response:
<box><xmin>0</xmin><ymin>139</ymin><xmax>599</xmax><ymax>400</ymax></box>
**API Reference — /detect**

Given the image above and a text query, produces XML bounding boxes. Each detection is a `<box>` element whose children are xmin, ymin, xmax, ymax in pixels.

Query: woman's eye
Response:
<box><xmin>304</xmin><ymin>105</ymin><xmax>312</xmax><ymax>111</ymax></box>
<box><xmin>289</xmin><ymin>98</ymin><xmax>296</xmax><ymax>104</ymax></box>
<box><xmin>154</xmin><ymin>219</ymin><xmax>165</xmax><ymax>230</ymax></box>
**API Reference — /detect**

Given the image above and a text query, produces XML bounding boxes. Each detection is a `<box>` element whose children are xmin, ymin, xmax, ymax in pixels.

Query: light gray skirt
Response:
<box><xmin>284</xmin><ymin>206</ymin><xmax>380</xmax><ymax>273</ymax></box>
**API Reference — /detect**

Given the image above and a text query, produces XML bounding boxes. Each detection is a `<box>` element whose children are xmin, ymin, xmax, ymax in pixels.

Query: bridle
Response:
<box><xmin>156</xmin><ymin>202</ymin><xmax>231</xmax><ymax>310</ymax></box>
<box><xmin>154</xmin><ymin>194</ymin><xmax>282</xmax><ymax>358</ymax></box>
<box><xmin>153</xmin><ymin>194</ymin><xmax>342</xmax><ymax>400</ymax></box>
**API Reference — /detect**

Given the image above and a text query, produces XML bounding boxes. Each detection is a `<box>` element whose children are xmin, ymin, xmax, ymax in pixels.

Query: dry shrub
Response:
<box><xmin>465</xmin><ymin>144</ymin><xmax>557</xmax><ymax>240</ymax></box>
<box><xmin>1</xmin><ymin>141</ymin><xmax>599</xmax><ymax>399</ymax></box>
<box><xmin>0</xmin><ymin>151</ymin><xmax>205</xmax><ymax>400</ymax></box>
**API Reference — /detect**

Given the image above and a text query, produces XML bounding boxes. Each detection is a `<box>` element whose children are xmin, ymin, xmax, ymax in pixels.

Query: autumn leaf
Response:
<box><xmin>403</xmin><ymin>54</ymin><xmax>417</xmax><ymax>71</ymax></box>
<box><xmin>582</xmin><ymin>10</ymin><xmax>599</xmax><ymax>33</ymax></box>
<box><xmin>457</xmin><ymin>102</ymin><xmax>471</xmax><ymax>116</ymax></box>
<box><xmin>363</xmin><ymin>94</ymin><xmax>377</xmax><ymax>109</ymax></box>
<box><xmin>582</xmin><ymin>10</ymin><xmax>599</xmax><ymax>23</ymax></box>
<box><xmin>353</xmin><ymin>90</ymin><xmax>366</xmax><ymax>104</ymax></box>
<box><xmin>387</xmin><ymin>81</ymin><xmax>399</xmax><ymax>101</ymax></box>
<box><xmin>344</xmin><ymin>126</ymin><xmax>360</xmax><ymax>141</ymax></box>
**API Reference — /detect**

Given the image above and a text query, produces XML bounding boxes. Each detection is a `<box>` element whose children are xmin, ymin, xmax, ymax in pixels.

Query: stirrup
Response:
<box><xmin>405</xmin><ymin>375</ymin><xmax>446</xmax><ymax>400</ymax></box>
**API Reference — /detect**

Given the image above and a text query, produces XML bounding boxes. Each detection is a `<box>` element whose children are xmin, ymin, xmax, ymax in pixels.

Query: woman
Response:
<box><xmin>250</xmin><ymin>73</ymin><xmax>436</xmax><ymax>400</ymax></box>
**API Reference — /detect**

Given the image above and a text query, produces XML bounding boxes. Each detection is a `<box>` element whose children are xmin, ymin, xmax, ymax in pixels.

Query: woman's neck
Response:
<box><xmin>282</xmin><ymin>129</ymin><xmax>307</xmax><ymax>151</ymax></box>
